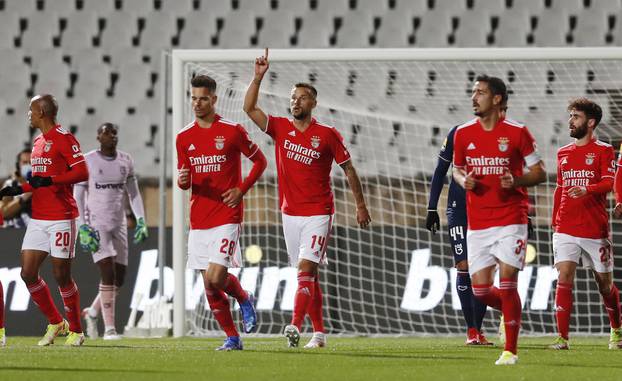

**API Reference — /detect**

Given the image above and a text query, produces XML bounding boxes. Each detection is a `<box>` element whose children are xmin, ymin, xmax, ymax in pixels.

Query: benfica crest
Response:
<box><xmin>585</xmin><ymin>152</ymin><xmax>596</xmax><ymax>165</ymax></box>
<box><xmin>44</xmin><ymin>141</ymin><xmax>52</xmax><ymax>152</ymax></box>
<box><xmin>214</xmin><ymin>136</ymin><xmax>225</xmax><ymax>150</ymax></box>
<box><xmin>497</xmin><ymin>137</ymin><xmax>509</xmax><ymax>152</ymax></box>
<box><xmin>311</xmin><ymin>135</ymin><xmax>321</xmax><ymax>149</ymax></box>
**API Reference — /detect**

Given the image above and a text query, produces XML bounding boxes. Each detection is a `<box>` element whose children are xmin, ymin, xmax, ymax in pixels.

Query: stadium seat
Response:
<box><xmin>0</xmin><ymin>60</ymin><xmax>32</xmax><ymax>101</ymax></box>
<box><xmin>59</xmin><ymin>11</ymin><xmax>98</xmax><ymax>50</ymax></box>
<box><xmin>315</xmin><ymin>0</ymin><xmax>350</xmax><ymax>17</ymax></box>
<box><xmin>531</xmin><ymin>8</ymin><xmax>570</xmax><ymax>46</ymax></box>
<box><xmin>296</xmin><ymin>12</ymin><xmax>334</xmax><ymax>48</ymax></box>
<box><xmin>0</xmin><ymin>13</ymin><xmax>20</xmax><ymax>48</ymax></box>
<box><xmin>354</xmin><ymin>0</ymin><xmax>390</xmax><ymax>15</ymax></box>
<box><xmin>113</xmin><ymin>63</ymin><xmax>153</xmax><ymax>109</ymax></box>
<box><xmin>71</xmin><ymin>58</ymin><xmax>111</xmax><ymax>105</ymax></box>
<box><xmin>157</xmin><ymin>0</ymin><xmax>194</xmax><ymax>16</ymax></box>
<box><xmin>44</xmin><ymin>0</ymin><xmax>77</xmax><ymax>13</ymax></box>
<box><xmin>30</xmin><ymin>48</ymin><xmax>71</xmax><ymax>91</ymax></box>
<box><xmin>177</xmin><ymin>11</ymin><xmax>218</xmax><ymax>48</ymax></box>
<box><xmin>492</xmin><ymin>7</ymin><xmax>531</xmax><ymax>46</ymax></box>
<box><xmin>470</xmin><ymin>0</ymin><xmax>506</xmax><ymax>15</ymax></box>
<box><xmin>195</xmin><ymin>0</ymin><xmax>231</xmax><ymax>16</ymax></box>
<box><xmin>506</xmin><ymin>0</ymin><xmax>543</xmax><ymax>13</ymax></box>
<box><xmin>429</xmin><ymin>0</ymin><xmax>467</xmax><ymax>17</ymax></box>
<box><xmin>59</xmin><ymin>96</ymin><xmax>88</xmax><ymax>129</ymax></box>
<box><xmin>120</xmin><ymin>0</ymin><xmax>154</xmax><ymax>15</ymax></box>
<box><xmin>376</xmin><ymin>12</ymin><xmax>414</xmax><ymax>47</ymax></box>
<box><xmin>452</xmin><ymin>13</ymin><xmax>492</xmax><ymax>47</ymax></box>
<box><xmin>548</xmin><ymin>0</ymin><xmax>584</xmax><ymax>13</ymax></box>
<box><xmin>591</xmin><ymin>0</ymin><xmax>620</xmax><ymax>15</ymax></box>
<box><xmin>80</xmin><ymin>0</ymin><xmax>116</xmax><ymax>13</ymax></box>
<box><xmin>137</xmin><ymin>11</ymin><xmax>179</xmax><ymax>52</ymax></box>
<box><xmin>275</xmin><ymin>0</ymin><xmax>309</xmax><ymax>14</ymax></box>
<box><xmin>216</xmin><ymin>10</ymin><xmax>257</xmax><ymax>48</ymax></box>
<box><xmin>2</xmin><ymin>0</ymin><xmax>38</xmax><ymax>16</ymax></box>
<box><xmin>335</xmin><ymin>10</ymin><xmax>376</xmax><ymax>48</ymax></box>
<box><xmin>571</xmin><ymin>8</ymin><xmax>609</xmax><ymax>46</ymax></box>
<box><xmin>256</xmin><ymin>10</ymin><xmax>296</xmax><ymax>48</ymax></box>
<box><xmin>19</xmin><ymin>12</ymin><xmax>60</xmax><ymax>50</ymax></box>
<box><xmin>237</xmin><ymin>0</ymin><xmax>272</xmax><ymax>16</ymax></box>
<box><xmin>414</xmin><ymin>9</ymin><xmax>452</xmax><ymax>47</ymax></box>
<box><xmin>98</xmin><ymin>11</ymin><xmax>138</xmax><ymax>49</ymax></box>
<box><xmin>392</xmin><ymin>0</ymin><xmax>427</xmax><ymax>15</ymax></box>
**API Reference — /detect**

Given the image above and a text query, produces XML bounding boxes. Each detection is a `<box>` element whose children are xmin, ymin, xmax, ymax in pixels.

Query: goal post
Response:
<box><xmin>171</xmin><ymin>48</ymin><xmax>622</xmax><ymax>338</ymax></box>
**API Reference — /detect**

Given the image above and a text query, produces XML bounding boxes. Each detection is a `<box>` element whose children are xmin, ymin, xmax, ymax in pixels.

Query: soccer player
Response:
<box><xmin>550</xmin><ymin>98</ymin><xmax>621</xmax><ymax>350</ymax></box>
<box><xmin>176</xmin><ymin>75</ymin><xmax>267</xmax><ymax>351</ymax></box>
<box><xmin>426</xmin><ymin>124</ymin><xmax>490</xmax><ymax>346</ymax></box>
<box><xmin>0</xmin><ymin>94</ymin><xmax>89</xmax><ymax>346</ymax></box>
<box><xmin>244</xmin><ymin>48</ymin><xmax>371</xmax><ymax>348</ymax></box>
<box><xmin>74</xmin><ymin>122</ymin><xmax>148</xmax><ymax>340</ymax></box>
<box><xmin>452</xmin><ymin>75</ymin><xmax>545</xmax><ymax>365</ymax></box>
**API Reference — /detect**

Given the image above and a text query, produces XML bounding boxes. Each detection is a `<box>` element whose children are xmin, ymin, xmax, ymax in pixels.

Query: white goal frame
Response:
<box><xmin>171</xmin><ymin>47</ymin><xmax>622</xmax><ymax>337</ymax></box>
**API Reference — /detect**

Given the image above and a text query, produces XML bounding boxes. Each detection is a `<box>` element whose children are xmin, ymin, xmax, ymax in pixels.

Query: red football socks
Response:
<box><xmin>206</xmin><ymin>287</ymin><xmax>238</xmax><ymax>337</ymax></box>
<box><xmin>306</xmin><ymin>276</ymin><xmax>325</xmax><ymax>333</ymax></box>
<box><xmin>499</xmin><ymin>278</ymin><xmax>521</xmax><ymax>355</ymax></box>
<box><xmin>555</xmin><ymin>282</ymin><xmax>573</xmax><ymax>340</ymax></box>
<box><xmin>472</xmin><ymin>284</ymin><xmax>502</xmax><ymax>310</ymax></box>
<box><xmin>223</xmin><ymin>273</ymin><xmax>248</xmax><ymax>304</ymax></box>
<box><xmin>291</xmin><ymin>272</ymin><xmax>315</xmax><ymax>329</ymax></box>
<box><xmin>601</xmin><ymin>284</ymin><xmax>621</xmax><ymax>329</ymax></box>
<box><xmin>27</xmin><ymin>277</ymin><xmax>63</xmax><ymax>325</ymax></box>
<box><xmin>59</xmin><ymin>280</ymin><xmax>82</xmax><ymax>333</ymax></box>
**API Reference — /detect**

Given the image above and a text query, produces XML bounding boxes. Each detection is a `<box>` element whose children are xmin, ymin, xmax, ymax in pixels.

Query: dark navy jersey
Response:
<box><xmin>427</xmin><ymin>125</ymin><xmax>466</xmax><ymax>224</ymax></box>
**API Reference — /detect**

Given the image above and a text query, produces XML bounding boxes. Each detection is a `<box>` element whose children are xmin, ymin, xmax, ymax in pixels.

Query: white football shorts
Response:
<box><xmin>282</xmin><ymin>213</ymin><xmax>333</xmax><ymax>266</ymax></box>
<box><xmin>91</xmin><ymin>225</ymin><xmax>129</xmax><ymax>265</ymax></box>
<box><xmin>187</xmin><ymin>224</ymin><xmax>242</xmax><ymax>269</ymax></box>
<box><xmin>467</xmin><ymin>224</ymin><xmax>528</xmax><ymax>275</ymax></box>
<box><xmin>553</xmin><ymin>232</ymin><xmax>613</xmax><ymax>273</ymax></box>
<box><xmin>22</xmin><ymin>218</ymin><xmax>77</xmax><ymax>259</ymax></box>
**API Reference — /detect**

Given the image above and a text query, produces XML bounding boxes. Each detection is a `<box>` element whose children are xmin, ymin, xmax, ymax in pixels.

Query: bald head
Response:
<box><xmin>31</xmin><ymin>94</ymin><xmax>58</xmax><ymax>120</ymax></box>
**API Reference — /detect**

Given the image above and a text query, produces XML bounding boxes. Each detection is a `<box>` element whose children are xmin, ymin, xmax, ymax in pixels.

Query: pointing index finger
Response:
<box><xmin>264</xmin><ymin>47</ymin><xmax>269</xmax><ymax>59</ymax></box>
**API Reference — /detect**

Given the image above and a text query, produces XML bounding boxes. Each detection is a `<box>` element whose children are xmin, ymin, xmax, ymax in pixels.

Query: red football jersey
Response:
<box><xmin>554</xmin><ymin>139</ymin><xmax>614</xmax><ymax>239</ymax></box>
<box><xmin>266</xmin><ymin>116</ymin><xmax>350</xmax><ymax>216</ymax></box>
<box><xmin>176</xmin><ymin>115</ymin><xmax>259</xmax><ymax>230</ymax></box>
<box><xmin>453</xmin><ymin>118</ymin><xmax>541</xmax><ymax>230</ymax></box>
<box><xmin>30</xmin><ymin>125</ymin><xmax>84</xmax><ymax>220</ymax></box>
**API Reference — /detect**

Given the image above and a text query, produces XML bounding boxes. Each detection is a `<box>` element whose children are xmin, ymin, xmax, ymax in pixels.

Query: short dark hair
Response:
<box><xmin>191</xmin><ymin>75</ymin><xmax>217</xmax><ymax>92</ymax></box>
<box><xmin>475</xmin><ymin>74</ymin><xmax>508</xmax><ymax>106</ymax></box>
<box><xmin>293</xmin><ymin>82</ymin><xmax>317</xmax><ymax>98</ymax></box>
<box><xmin>97</xmin><ymin>122</ymin><xmax>118</xmax><ymax>134</ymax></box>
<box><xmin>568</xmin><ymin>97</ymin><xmax>603</xmax><ymax>127</ymax></box>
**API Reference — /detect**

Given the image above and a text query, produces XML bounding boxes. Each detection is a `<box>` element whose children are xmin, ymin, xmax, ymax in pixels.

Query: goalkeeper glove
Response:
<box><xmin>29</xmin><ymin>176</ymin><xmax>53</xmax><ymax>188</ymax></box>
<box><xmin>78</xmin><ymin>224</ymin><xmax>100</xmax><ymax>253</ymax></box>
<box><xmin>133</xmin><ymin>217</ymin><xmax>148</xmax><ymax>244</ymax></box>
<box><xmin>0</xmin><ymin>181</ymin><xmax>24</xmax><ymax>197</ymax></box>
<box><xmin>425</xmin><ymin>210</ymin><xmax>440</xmax><ymax>234</ymax></box>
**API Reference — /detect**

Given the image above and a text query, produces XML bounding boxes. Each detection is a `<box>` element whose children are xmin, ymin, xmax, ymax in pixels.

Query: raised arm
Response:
<box><xmin>340</xmin><ymin>160</ymin><xmax>371</xmax><ymax>228</ymax></box>
<box><xmin>243</xmin><ymin>48</ymin><xmax>270</xmax><ymax>132</ymax></box>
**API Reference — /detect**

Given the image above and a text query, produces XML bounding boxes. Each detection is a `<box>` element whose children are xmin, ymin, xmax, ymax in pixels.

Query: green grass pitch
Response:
<box><xmin>0</xmin><ymin>336</ymin><xmax>620</xmax><ymax>381</ymax></box>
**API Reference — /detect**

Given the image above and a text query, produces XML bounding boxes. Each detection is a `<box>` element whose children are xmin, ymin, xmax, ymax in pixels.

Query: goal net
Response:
<box><xmin>171</xmin><ymin>48</ymin><xmax>622</xmax><ymax>337</ymax></box>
